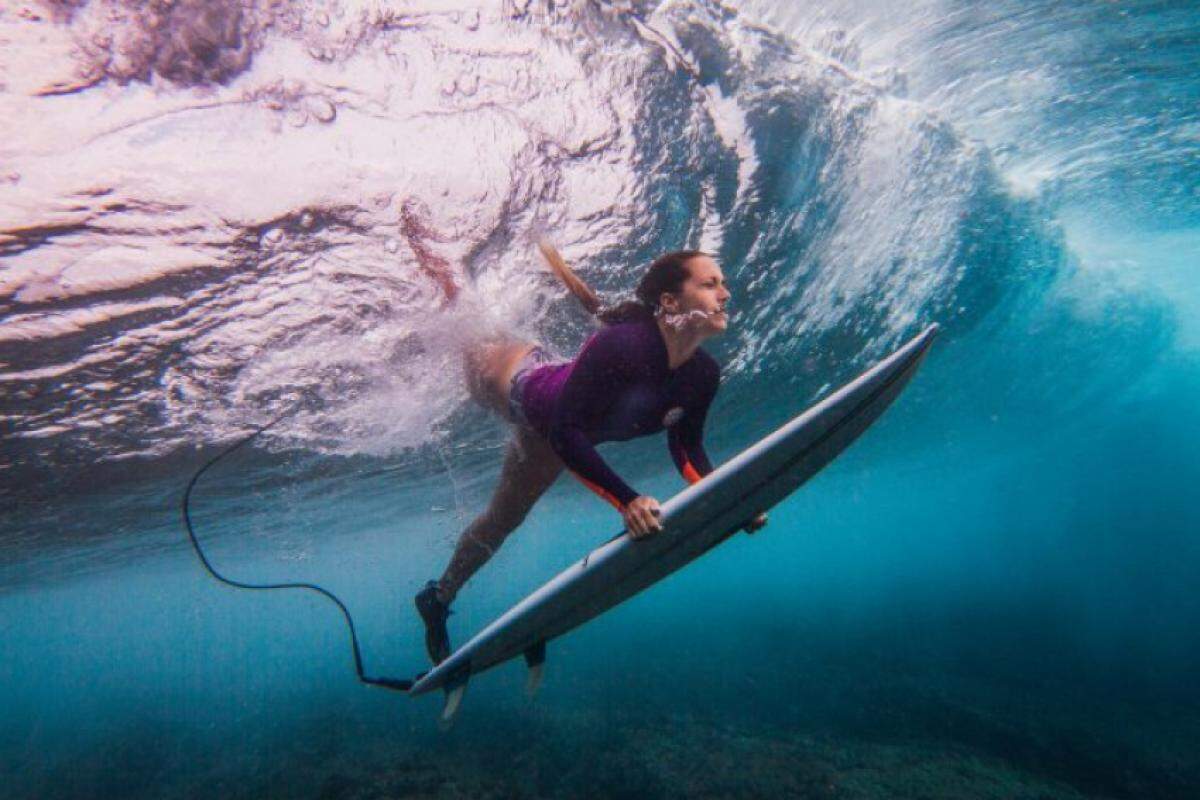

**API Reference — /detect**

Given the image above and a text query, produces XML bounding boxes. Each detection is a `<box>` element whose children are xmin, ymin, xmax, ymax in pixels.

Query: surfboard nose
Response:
<box><xmin>910</xmin><ymin>323</ymin><xmax>940</xmax><ymax>356</ymax></box>
<box><xmin>885</xmin><ymin>323</ymin><xmax>939</xmax><ymax>382</ymax></box>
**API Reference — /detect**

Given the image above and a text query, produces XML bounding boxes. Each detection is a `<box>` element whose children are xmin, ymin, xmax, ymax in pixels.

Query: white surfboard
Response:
<box><xmin>410</xmin><ymin>324</ymin><xmax>939</xmax><ymax>719</ymax></box>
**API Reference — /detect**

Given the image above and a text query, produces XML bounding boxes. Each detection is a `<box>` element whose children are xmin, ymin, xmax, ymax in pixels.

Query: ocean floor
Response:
<box><xmin>14</xmin><ymin>656</ymin><xmax>1195</xmax><ymax>800</ymax></box>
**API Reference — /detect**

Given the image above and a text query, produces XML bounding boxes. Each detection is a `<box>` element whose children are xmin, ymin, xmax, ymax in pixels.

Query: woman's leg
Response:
<box><xmin>436</xmin><ymin>425</ymin><xmax>564</xmax><ymax>603</ymax></box>
<box><xmin>415</xmin><ymin>336</ymin><xmax>555</xmax><ymax>664</ymax></box>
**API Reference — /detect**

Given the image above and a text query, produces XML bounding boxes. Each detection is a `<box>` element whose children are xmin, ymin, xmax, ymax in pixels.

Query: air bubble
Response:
<box><xmin>310</xmin><ymin>97</ymin><xmax>336</xmax><ymax>123</ymax></box>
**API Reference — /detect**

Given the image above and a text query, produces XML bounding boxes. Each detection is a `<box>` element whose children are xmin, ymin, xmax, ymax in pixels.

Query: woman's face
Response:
<box><xmin>661</xmin><ymin>255</ymin><xmax>732</xmax><ymax>335</ymax></box>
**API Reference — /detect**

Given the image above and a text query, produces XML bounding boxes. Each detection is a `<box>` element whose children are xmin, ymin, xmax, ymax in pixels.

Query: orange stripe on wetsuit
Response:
<box><xmin>679</xmin><ymin>459</ymin><xmax>704</xmax><ymax>485</ymax></box>
<box><xmin>568</xmin><ymin>470</ymin><xmax>628</xmax><ymax>512</ymax></box>
<box><xmin>570</xmin><ymin>455</ymin><xmax>704</xmax><ymax>511</ymax></box>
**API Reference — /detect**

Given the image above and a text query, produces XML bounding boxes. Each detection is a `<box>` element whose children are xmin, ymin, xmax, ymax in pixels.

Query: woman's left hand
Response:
<box><xmin>624</xmin><ymin>495</ymin><xmax>664</xmax><ymax>539</ymax></box>
<box><xmin>743</xmin><ymin>512</ymin><xmax>768</xmax><ymax>534</ymax></box>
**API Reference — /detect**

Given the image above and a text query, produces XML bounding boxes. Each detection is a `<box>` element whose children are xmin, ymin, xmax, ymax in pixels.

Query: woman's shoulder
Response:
<box><xmin>588</xmin><ymin>318</ymin><xmax>660</xmax><ymax>350</ymax></box>
<box><xmin>575</xmin><ymin>320</ymin><xmax>656</xmax><ymax>371</ymax></box>
<box><xmin>604</xmin><ymin>317</ymin><xmax>658</xmax><ymax>337</ymax></box>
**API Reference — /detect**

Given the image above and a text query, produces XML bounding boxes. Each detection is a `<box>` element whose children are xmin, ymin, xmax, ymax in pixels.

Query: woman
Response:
<box><xmin>414</xmin><ymin>247</ymin><xmax>765</xmax><ymax>665</ymax></box>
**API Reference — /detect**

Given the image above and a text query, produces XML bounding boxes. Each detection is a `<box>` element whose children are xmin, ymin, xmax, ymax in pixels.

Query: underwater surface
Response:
<box><xmin>2</xmin><ymin>1</ymin><xmax>1198</xmax><ymax>797</ymax></box>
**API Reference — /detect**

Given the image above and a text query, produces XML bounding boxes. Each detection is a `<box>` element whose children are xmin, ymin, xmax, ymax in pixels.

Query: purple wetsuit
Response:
<box><xmin>509</xmin><ymin>319</ymin><xmax>719</xmax><ymax>509</ymax></box>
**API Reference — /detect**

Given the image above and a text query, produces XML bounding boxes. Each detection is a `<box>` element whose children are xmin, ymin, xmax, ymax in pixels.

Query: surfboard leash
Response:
<box><xmin>181</xmin><ymin>406</ymin><xmax>416</xmax><ymax>693</ymax></box>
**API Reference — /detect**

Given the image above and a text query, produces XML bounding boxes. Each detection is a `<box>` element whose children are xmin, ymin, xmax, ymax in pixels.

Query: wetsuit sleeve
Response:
<box><xmin>548</xmin><ymin>330</ymin><xmax>641</xmax><ymax>509</ymax></box>
<box><xmin>668</xmin><ymin>356</ymin><xmax>719</xmax><ymax>485</ymax></box>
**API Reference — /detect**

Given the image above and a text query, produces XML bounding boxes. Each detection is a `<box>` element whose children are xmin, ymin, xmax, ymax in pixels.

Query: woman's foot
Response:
<box><xmin>415</xmin><ymin>580</ymin><xmax>452</xmax><ymax>665</ymax></box>
<box><xmin>400</xmin><ymin>199</ymin><xmax>459</xmax><ymax>304</ymax></box>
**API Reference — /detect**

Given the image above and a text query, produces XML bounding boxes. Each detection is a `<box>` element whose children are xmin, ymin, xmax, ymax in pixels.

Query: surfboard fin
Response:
<box><xmin>439</xmin><ymin>685</ymin><xmax>465</xmax><ymax>729</ymax></box>
<box><xmin>438</xmin><ymin>665</ymin><xmax>471</xmax><ymax>729</ymax></box>
<box><xmin>524</xmin><ymin>641</ymin><xmax>547</xmax><ymax>698</ymax></box>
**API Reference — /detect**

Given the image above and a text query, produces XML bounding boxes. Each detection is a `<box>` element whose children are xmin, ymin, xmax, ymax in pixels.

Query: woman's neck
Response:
<box><xmin>654</xmin><ymin>315</ymin><xmax>708</xmax><ymax>370</ymax></box>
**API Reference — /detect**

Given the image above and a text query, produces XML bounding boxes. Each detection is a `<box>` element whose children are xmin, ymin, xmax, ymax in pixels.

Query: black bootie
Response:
<box><xmin>414</xmin><ymin>580</ymin><xmax>452</xmax><ymax>665</ymax></box>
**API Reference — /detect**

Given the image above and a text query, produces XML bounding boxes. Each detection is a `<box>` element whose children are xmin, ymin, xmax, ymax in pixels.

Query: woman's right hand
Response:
<box><xmin>623</xmin><ymin>495</ymin><xmax>663</xmax><ymax>539</ymax></box>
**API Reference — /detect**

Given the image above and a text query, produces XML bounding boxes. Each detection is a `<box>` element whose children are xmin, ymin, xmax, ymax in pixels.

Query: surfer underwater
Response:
<box><xmin>413</xmin><ymin>242</ymin><xmax>768</xmax><ymax>666</ymax></box>
<box><xmin>181</xmin><ymin>208</ymin><xmax>931</xmax><ymax>699</ymax></box>
<box><xmin>179</xmin><ymin>200</ymin><xmax>931</xmax><ymax>703</ymax></box>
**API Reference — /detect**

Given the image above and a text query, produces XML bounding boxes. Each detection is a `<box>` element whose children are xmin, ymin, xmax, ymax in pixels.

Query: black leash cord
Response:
<box><xmin>180</xmin><ymin>408</ymin><xmax>414</xmax><ymax>693</ymax></box>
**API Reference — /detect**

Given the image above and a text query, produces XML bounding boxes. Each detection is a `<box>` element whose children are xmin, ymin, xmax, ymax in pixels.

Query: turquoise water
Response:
<box><xmin>3</xmin><ymin>1</ymin><xmax>1198</xmax><ymax>797</ymax></box>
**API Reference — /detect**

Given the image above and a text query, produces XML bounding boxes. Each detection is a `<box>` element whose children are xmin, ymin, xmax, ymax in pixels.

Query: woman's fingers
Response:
<box><xmin>624</xmin><ymin>496</ymin><xmax>662</xmax><ymax>539</ymax></box>
<box><xmin>639</xmin><ymin>501</ymin><xmax>662</xmax><ymax>537</ymax></box>
<box><xmin>628</xmin><ymin>516</ymin><xmax>646</xmax><ymax>539</ymax></box>
<box><xmin>638</xmin><ymin>507</ymin><xmax>658</xmax><ymax>537</ymax></box>
<box><xmin>626</xmin><ymin>507</ymin><xmax>647</xmax><ymax>538</ymax></box>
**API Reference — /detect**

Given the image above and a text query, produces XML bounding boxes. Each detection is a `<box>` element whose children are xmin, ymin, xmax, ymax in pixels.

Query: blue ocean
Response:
<box><xmin>3</xmin><ymin>1</ymin><xmax>1197</xmax><ymax>797</ymax></box>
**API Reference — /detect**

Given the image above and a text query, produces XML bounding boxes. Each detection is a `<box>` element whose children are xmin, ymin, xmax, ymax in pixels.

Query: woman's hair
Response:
<box><xmin>597</xmin><ymin>250</ymin><xmax>706</xmax><ymax>325</ymax></box>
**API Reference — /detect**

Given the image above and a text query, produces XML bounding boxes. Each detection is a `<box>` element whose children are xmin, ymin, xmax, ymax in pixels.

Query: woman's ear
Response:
<box><xmin>658</xmin><ymin>292</ymin><xmax>680</xmax><ymax>314</ymax></box>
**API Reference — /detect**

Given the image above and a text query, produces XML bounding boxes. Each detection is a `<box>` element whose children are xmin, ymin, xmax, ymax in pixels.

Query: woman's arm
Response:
<box><xmin>547</xmin><ymin>329</ymin><xmax>641</xmax><ymax>510</ymax></box>
<box><xmin>666</xmin><ymin>357</ymin><xmax>766</xmax><ymax>533</ymax></box>
<box><xmin>667</xmin><ymin>354</ymin><xmax>719</xmax><ymax>485</ymax></box>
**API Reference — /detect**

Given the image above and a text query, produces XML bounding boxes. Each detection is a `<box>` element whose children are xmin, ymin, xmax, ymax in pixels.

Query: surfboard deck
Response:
<box><xmin>409</xmin><ymin>324</ymin><xmax>939</xmax><ymax>716</ymax></box>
